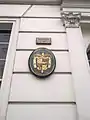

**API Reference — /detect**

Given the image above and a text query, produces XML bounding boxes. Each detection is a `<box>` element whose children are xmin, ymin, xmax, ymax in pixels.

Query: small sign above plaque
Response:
<box><xmin>36</xmin><ymin>37</ymin><xmax>51</xmax><ymax>45</ymax></box>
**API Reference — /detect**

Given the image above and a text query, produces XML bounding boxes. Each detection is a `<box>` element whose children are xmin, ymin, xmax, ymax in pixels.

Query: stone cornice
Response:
<box><xmin>62</xmin><ymin>0</ymin><xmax>90</xmax><ymax>8</ymax></box>
<box><xmin>0</xmin><ymin>0</ymin><xmax>62</xmax><ymax>5</ymax></box>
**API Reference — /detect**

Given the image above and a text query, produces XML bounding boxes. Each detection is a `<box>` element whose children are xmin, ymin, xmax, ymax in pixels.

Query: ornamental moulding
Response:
<box><xmin>61</xmin><ymin>12</ymin><xmax>81</xmax><ymax>28</ymax></box>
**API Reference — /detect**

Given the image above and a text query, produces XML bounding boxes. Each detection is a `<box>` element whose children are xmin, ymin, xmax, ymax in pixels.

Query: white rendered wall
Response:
<box><xmin>0</xmin><ymin>4</ymin><xmax>76</xmax><ymax>120</ymax></box>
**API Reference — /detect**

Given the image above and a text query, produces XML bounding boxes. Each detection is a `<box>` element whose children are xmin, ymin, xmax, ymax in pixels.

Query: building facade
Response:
<box><xmin>0</xmin><ymin>0</ymin><xmax>90</xmax><ymax>120</ymax></box>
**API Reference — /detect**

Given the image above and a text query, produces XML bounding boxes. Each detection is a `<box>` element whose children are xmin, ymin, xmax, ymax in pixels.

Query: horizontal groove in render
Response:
<box><xmin>8</xmin><ymin>101</ymin><xmax>76</xmax><ymax>105</ymax></box>
<box><xmin>0</xmin><ymin>16</ymin><xmax>62</xmax><ymax>19</ymax></box>
<box><xmin>21</xmin><ymin>16</ymin><xmax>62</xmax><ymax>19</ymax></box>
<box><xmin>0</xmin><ymin>16</ymin><xmax>21</xmax><ymax>18</ymax></box>
<box><xmin>19</xmin><ymin>31</ymin><xmax>66</xmax><ymax>33</ymax></box>
<box><xmin>13</xmin><ymin>72</ymin><xmax>72</xmax><ymax>74</ymax></box>
<box><xmin>16</xmin><ymin>49</ymin><xmax>69</xmax><ymax>52</ymax></box>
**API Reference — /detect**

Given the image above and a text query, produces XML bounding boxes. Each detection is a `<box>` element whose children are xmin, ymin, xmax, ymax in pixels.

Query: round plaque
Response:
<box><xmin>28</xmin><ymin>48</ymin><xmax>56</xmax><ymax>78</ymax></box>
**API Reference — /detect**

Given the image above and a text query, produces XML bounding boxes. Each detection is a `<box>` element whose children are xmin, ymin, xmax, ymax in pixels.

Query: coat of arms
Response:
<box><xmin>33</xmin><ymin>53</ymin><xmax>51</xmax><ymax>73</ymax></box>
<box><xmin>28</xmin><ymin>48</ymin><xmax>56</xmax><ymax>78</ymax></box>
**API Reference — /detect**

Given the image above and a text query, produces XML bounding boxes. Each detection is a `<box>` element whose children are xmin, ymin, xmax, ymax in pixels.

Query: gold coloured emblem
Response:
<box><xmin>33</xmin><ymin>53</ymin><xmax>51</xmax><ymax>73</ymax></box>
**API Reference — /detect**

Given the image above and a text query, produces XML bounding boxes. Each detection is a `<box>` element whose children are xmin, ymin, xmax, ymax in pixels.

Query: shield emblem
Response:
<box><xmin>28</xmin><ymin>48</ymin><xmax>56</xmax><ymax>78</ymax></box>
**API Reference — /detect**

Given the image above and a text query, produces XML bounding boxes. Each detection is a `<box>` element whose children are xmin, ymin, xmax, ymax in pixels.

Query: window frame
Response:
<box><xmin>80</xmin><ymin>22</ymin><xmax>90</xmax><ymax>72</ymax></box>
<box><xmin>0</xmin><ymin>18</ymin><xmax>20</xmax><ymax>120</ymax></box>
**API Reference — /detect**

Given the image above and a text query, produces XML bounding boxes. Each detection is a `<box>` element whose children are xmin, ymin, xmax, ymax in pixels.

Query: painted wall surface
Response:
<box><xmin>0</xmin><ymin>4</ymin><xmax>77</xmax><ymax>120</ymax></box>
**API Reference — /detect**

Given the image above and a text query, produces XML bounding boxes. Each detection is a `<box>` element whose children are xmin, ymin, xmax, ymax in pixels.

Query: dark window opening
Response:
<box><xmin>0</xmin><ymin>23</ymin><xmax>12</xmax><ymax>87</ymax></box>
<box><xmin>87</xmin><ymin>44</ymin><xmax>90</xmax><ymax>66</ymax></box>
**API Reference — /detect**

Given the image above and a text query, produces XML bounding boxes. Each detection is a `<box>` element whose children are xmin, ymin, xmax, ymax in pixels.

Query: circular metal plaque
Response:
<box><xmin>28</xmin><ymin>48</ymin><xmax>56</xmax><ymax>78</ymax></box>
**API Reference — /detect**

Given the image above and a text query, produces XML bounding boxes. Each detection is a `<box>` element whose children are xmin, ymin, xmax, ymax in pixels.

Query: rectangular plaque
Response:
<box><xmin>36</xmin><ymin>37</ymin><xmax>51</xmax><ymax>45</ymax></box>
